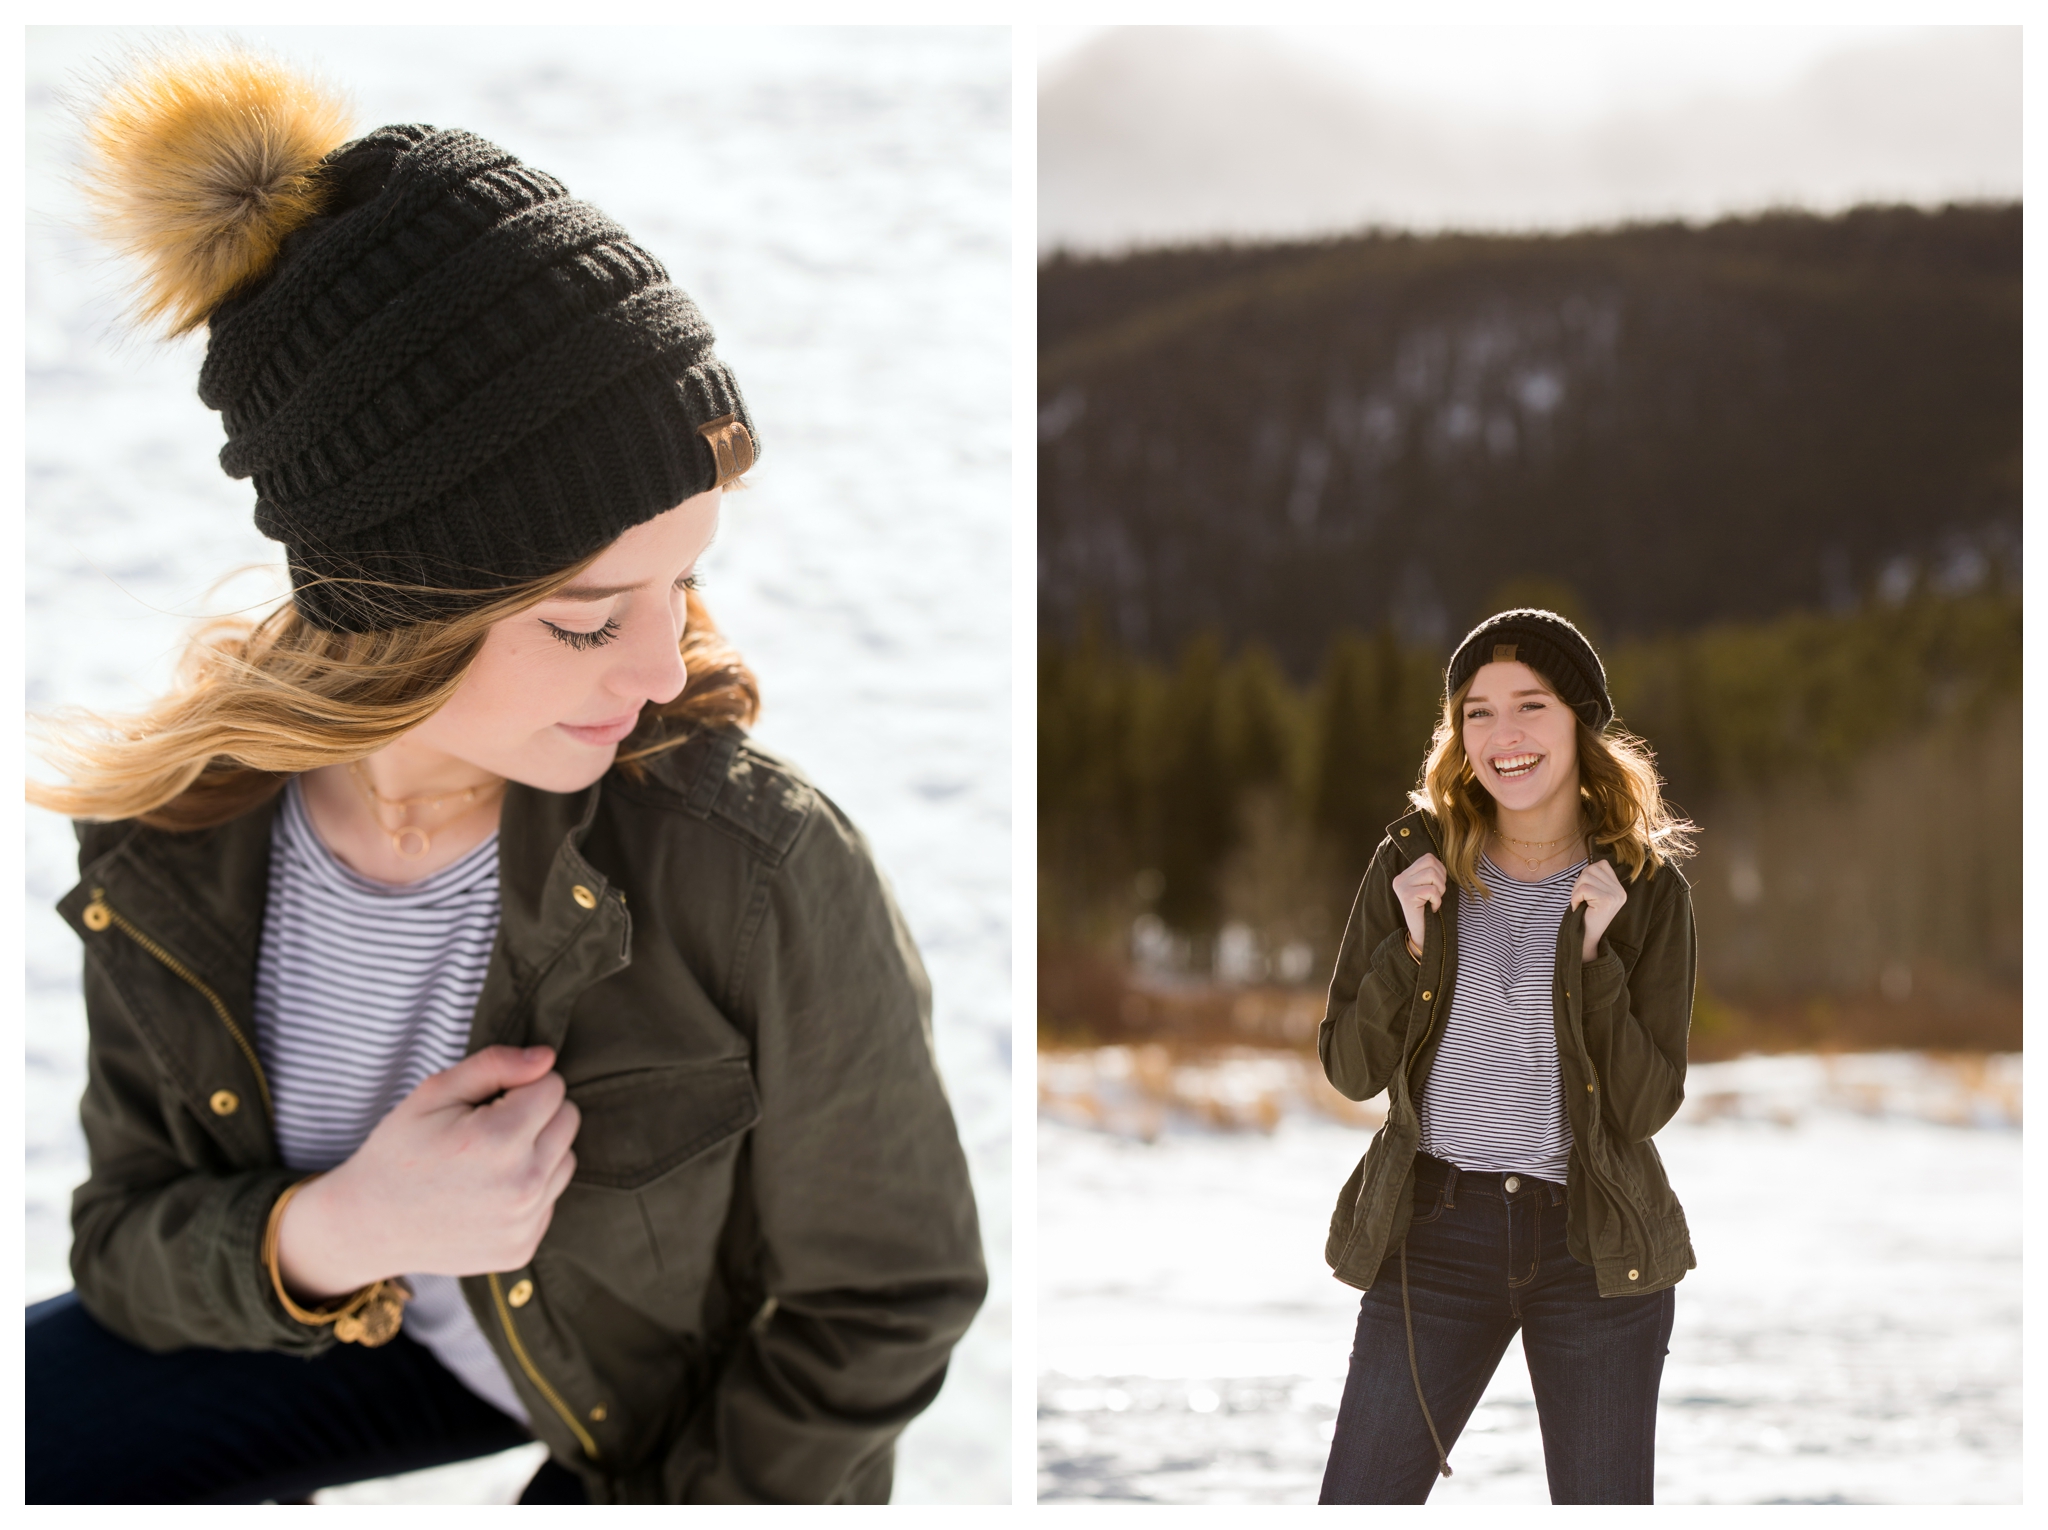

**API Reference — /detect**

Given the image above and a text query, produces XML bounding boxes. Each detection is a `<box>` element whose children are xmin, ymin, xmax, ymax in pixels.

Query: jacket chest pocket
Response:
<box><xmin>546</xmin><ymin>1059</ymin><xmax>761</xmax><ymax>1298</ymax></box>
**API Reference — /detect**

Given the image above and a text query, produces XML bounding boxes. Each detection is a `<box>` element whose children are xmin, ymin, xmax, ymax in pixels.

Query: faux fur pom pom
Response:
<box><xmin>80</xmin><ymin>46</ymin><xmax>353</xmax><ymax>336</ymax></box>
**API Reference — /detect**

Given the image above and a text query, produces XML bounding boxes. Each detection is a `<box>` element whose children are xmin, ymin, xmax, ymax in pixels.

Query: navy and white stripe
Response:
<box><xmin>253</xmin><ymin>777</ymin><xmax>526</xmax><ymax>1423</ymax></box>
<box><xmin>1416</xmin><ymin>852</ymin><xmax>1583</xmax><ymax>1185</ymax></box>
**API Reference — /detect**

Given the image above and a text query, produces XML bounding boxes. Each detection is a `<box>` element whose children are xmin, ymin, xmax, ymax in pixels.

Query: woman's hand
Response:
<box><xmin>1390</xmin><ymin>852</ymin><xmax>1448</xmax><ymax>953</ymax></box>
<box><xmin>1570</xmin><ymin>860</ymin><xmax>1629</xmax><ymax>962</ymax></box>
<box><xmin>275</xmin><ymin>1045</ymin><xmax>580</xmax><ymax>1299</ymax></box>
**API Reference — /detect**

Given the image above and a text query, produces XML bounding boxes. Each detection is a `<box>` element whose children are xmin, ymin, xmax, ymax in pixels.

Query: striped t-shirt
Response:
<box><xmin>1416</xmin><ymin>852</ymin><xmax>1583</xmax><ymax>1184</ymax></box>
<box><xmin>252</xmin><ymin>777</ymin><xmax>528</xmax><ymax>1424</ymax></box>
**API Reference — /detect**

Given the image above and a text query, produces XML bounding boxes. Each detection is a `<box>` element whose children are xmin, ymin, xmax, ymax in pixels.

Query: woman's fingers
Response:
<box><xmin>1415</xmin><ymin>854</ymin><xmax>1445</xmax><ymax>911</ymax></box>
<box><xmin>415</xmin><ymin>1045</ymin><xmax>556</xmax><ymax>1111</ymax></box>
<box><xmin>531</xmin><ymin>1095</ymin><xmax>582</xmax><ymax>1171</ymax></box>
<box><xmin>538</xmin><ymin>1146</ymin><xmax>578</xmax><ymax>1210</ymax></box>
<box><xmin>489</xmin><ymin>1069</ymin><xmax>569</xmax><ymax>1142</ymax></box>
<box><xmin>1391</xmin><ymin>853</ymin><xmax>1445</xmax><ymax>950</ymax></box>
<box><xmin>1393</xmin><ymin>854</ymin><xmax>1446</xmax><ymax>927</ymax></box>
<box><xmin>1571</xmin><ymin>861</ymin><xmax>1627</xmax><ymax>919</ymax></box>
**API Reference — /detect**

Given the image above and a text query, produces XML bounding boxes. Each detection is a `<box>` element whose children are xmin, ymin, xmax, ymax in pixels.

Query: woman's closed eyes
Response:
<box><xmin>540</xmin><ymin>573</ymin><xmax>701</xmax><ymax>651</ymax></box>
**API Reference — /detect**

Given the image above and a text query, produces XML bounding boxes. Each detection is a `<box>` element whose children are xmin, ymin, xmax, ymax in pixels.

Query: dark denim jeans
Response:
<box><xmin>25</xmin><ymin>1291</ymin><xmax>587</xmax><ymax>1504</ymax></box>
<box><xmin>1319</xmin><ymin>1153</ymin><xmax>1674</xmax><ymax>1504</ymax></box>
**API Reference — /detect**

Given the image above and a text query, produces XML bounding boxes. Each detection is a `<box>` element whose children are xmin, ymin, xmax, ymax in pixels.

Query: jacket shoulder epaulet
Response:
<box><xmin>74</xmin><ymin>815</ymin><xmax>143</xmax><ymax>864</ymax></box>
<box><xmin>611</xmin><ymin>726</ymin><xmax>817</xmax><ymax>866</ymax></box>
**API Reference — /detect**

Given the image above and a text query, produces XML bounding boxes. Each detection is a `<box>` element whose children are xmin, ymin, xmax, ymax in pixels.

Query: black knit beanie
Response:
<box><xmin>85</xmin><ymin>55</ymin><xmax>756</xmax><ymax>632</ymax></box>
<box><xmin>1445</xmin><ymin>609</ymin><xmax>1613</xmax><ymax>731</ymax></box>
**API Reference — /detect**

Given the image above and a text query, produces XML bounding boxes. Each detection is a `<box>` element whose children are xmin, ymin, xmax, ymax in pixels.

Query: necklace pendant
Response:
<box><xmin>394</xmin><ymin>826</ymin><xmax>431</xmax><ymax>859</ymax></box>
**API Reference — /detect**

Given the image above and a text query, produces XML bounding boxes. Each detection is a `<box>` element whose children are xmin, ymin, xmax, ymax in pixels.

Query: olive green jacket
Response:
<box><xmin>1318</xmin><ymin>808</ymin><xmax>1697</xmax><ymax>1299</ymax></box>
<box><xmin>57</xmin><ymin>727</ymin><xmax>986</xmax><ymax>1503</ymax></box>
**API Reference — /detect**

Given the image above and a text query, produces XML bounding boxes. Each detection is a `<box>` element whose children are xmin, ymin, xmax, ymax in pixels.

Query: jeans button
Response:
<box><xmin>1504</xmin><ymin>1175</ymin><xmax>1521</xmax><ymax>1192</ymax></box>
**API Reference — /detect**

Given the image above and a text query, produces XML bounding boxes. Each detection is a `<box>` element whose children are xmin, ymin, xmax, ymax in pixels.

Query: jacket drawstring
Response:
<box><xmin>1398</xmin><ymin>1240</ymin><xmax>1454</xmax><ymax>1479</ymax></box>
<box><xmin>1398</xmin><ymin>1160</ymin><xmax>1458</xmax><ymax>1484</ymax></box>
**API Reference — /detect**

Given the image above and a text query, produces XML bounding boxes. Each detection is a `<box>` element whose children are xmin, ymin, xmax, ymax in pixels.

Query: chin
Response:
<box><xmin>1480</xmin><ymin>773</ymin><xmax>1531</xmax><ymax>806</ymax></box>
<box><xmin>508</xmin><ymin>744</ymin><xmax>619</xmax><ymax>796</ymax></box>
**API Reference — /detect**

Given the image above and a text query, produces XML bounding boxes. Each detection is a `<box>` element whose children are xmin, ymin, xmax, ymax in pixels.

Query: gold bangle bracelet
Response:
<box><xmin>262</xmin><ymin>1173</ymin><xmax>410</xmax><ymax>1347</ymax></box>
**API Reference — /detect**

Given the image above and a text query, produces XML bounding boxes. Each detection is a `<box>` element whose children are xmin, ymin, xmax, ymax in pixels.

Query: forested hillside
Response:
<box><xmin>1039</xmin><ymin>205</ymin><xmax>2019</xmax><ymax>676</ymax></box>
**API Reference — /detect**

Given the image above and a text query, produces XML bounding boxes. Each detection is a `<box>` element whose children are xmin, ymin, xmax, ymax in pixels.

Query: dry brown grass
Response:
<box><xmin>1041</xmin><ymin>946</ymin><xmax>2020</xmax><ymax>1062</ymax></box>
<box><xmin>1039</xmin><ymin>1041</ymin><xmax>1385</xmax><ymax>1142</ymax></box>
<box><xmin>1043</xmin><ymin>1041</ymin><xmax>2020</xmax><ymax>1139</ymax></box>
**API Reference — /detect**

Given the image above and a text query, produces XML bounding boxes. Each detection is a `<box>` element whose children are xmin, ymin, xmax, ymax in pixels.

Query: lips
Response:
<box><xmin>1491</xmin><ymin>752</ymin><xmax>1542</xmax><ymax>780</ymax></box>
<box><xmin>557</xmin><ymin>711</ymin><xmax>642</xmax><ymax>747</ymax></box>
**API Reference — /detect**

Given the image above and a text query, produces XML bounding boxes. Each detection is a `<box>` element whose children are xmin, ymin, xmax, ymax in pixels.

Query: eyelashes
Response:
<box><xmin>541</xmin><ymin>573</ymin><xmax>702</xmax><ymax>651</ymax></box>
<box><xmin>544</xmin><ymin>617</ymin><xmax>621</xmax><ymax>651</ymax></box>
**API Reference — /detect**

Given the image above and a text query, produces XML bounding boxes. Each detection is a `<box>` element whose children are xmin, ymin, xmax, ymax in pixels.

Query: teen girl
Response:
<box><xmin>1316</xmin><ymin>608</ymin><xmax>1697</xmax><ymax>1504</ymax></box>
<box><xmin>25</xmin><ymin>49</ymin><xmax>984</xmax><ymax>1504</ymax></box>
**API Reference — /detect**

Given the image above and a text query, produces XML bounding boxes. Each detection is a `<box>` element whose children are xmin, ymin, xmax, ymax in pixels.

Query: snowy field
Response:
<box><xmin>25</xmin><ymin>25</ymin><xmax>1010</xmax><ymax>1503</ymax></box>
<box><xmin>1040</xmin><ymin>1049</ymin><xmax>2021</xmax><ymax>1504</ymax></box>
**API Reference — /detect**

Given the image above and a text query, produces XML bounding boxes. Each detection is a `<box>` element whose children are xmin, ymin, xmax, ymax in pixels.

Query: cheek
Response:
<box><xmin>440</xmin><ymin>643</ymin><xmax>578</xmax><ymax>740</ymax></box>
<box><xmin>1550</xmin><ymin>721</ymin><xmax>1580</xmax><ymax>774</ymax></box>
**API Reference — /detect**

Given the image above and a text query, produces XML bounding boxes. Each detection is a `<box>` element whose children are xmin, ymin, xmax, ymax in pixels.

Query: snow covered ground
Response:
<box><xmin>1039</xmin><ymin>1050</ymin><xmax>2021</xmax><ymax>1504</ymax></box>
<box><xmin>25</xmin><ymin>25</ymin><xmax>1010</xmax><ymax>1504</ymax></box>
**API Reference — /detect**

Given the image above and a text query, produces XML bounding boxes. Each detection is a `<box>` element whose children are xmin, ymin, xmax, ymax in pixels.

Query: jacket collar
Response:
<box><xmin>70</xmin><ymin>775</ymin><xmax>629</xmax><ymax>1050</ymax></box>
<box><xmin>1383</xmin><ymin>805</ymin><xmax>1624</xmax><ymax>873</ymax></box>
<box><xmin>1384</xmin><ymin>806</ymin><xmax>1441</xmax><ymax>865</ymax></box>
<box><xmin>474</xmin><ymin>777</ymin><xmax>634</xmax><ymax>1052</ymax></box>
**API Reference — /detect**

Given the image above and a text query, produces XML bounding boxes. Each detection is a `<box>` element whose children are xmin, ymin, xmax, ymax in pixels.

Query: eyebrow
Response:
<box><xmin>1465</xmin><ymin>689</ymin><xmax>1551</xmax><ymax>703</ymax></box>
<box><xmin>551</xmin><ymin>529</ymin><xmax>720</xmax><ymax>603</ymax></box>
<box><xmin>550</xmin><ymin>581</ymin><xmax>641</xmax><ymax>601</ymax></box>
<box><xmin>551</xmin><ymin>567</ymin><xmax>700</xmax><ymax>602</ymax></box>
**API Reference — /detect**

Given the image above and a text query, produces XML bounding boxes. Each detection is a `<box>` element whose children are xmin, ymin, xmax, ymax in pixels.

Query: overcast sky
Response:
<box><xmin>1040</xmin><ymin>25</ymin><xmax>2020</xmax><ymax>251</ymax></box>
<box><xmin>1041</xmin><ymin>24</ymin><xmax>1919</xmax><ymax>123</ymax></box>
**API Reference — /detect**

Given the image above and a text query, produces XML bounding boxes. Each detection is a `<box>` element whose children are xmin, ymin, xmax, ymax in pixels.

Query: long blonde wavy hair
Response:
<box><xmin>28</xmin><ymin>561</ymin><xmax>759</xmax><ymax>830</ymax></box>
<box><xmin>1411</xmin><ymin>672</ymin><xmax>1696</xmax><ymax>896</ymax></box>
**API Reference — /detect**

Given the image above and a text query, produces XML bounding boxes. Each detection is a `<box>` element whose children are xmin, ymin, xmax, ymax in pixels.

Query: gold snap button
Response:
<box><xmin>1420</xmin><ymin>990</ymin><xmax>1432</xmax><ymax>1001</ymax></box>
<box><xmin>1399</xmin><ymin>828</ymin><xmax>1410</xmax><ymax>837</ymax></box>
<box><xmin>209</xmin><ymin>1090</ymin><xmax>239</xmax><ymax>1116</ymax></box>
<box><xmin>1628</xmin><ymin>1269</ymin><xmax>1640</xmax><ymax>1281</ymax></box>
<box><xmin>589</xmin><ymin>1405</ymin><xmax>607</xmax><ymax>1422</ymax></box>
<box><xmin>83</xmin><ymin>903</ymin><xmax>112</xmax><ymax>932</ymax></box>
<box><xmin>571</xmin><ymin>885</ymin><xmax>597</xmax><ymax>910</ymax></box>
<box><xmin>507</xmin><ymin>1278</ymin><xmax>534</xmax><ymax>1308</ymax></box>
<box><xmin>1586</xmin><ymin>1083</ymin><xmax>1596</xmax><ymax>1093</ymax></box>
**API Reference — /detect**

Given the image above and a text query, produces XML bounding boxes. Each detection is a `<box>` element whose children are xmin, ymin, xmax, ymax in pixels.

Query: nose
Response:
<box><xmin>606</xmin><ymin>597</ymin><xmax>689</xmax><ymax>708</ymax></box>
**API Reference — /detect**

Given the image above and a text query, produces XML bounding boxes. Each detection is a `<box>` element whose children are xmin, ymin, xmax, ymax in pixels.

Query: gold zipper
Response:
<box><xmin>488</xmin><ymin>1272</ymin><xmax>600</xmax><ymax>1461</ymax></box>
<box><xmin>86</xmin><ymin>888</ymin><xmax>273</xmax><ymax>1119</ymax></box>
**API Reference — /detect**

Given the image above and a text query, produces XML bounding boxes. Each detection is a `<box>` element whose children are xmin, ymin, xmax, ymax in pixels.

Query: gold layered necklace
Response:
<box><xmin>347</xmin><ymin>759</ymin><xmax>505</xmax><ymax>861</ymax></box>
<box><xmin>1493</xmin><ymin>825</ymin><xmax>1585</xmax><ymax>876</ymax></box>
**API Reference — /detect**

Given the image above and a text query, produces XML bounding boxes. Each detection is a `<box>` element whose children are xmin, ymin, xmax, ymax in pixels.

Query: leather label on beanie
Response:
<box><xmin>699</xmin><ymin>414</ymin><xmax>756</xmax><ymax>487</ymax></box>
<box><xmin>1493</xmin><ymin>642</ymin><xmax>1518</xmax><ymax>663</ymax></box>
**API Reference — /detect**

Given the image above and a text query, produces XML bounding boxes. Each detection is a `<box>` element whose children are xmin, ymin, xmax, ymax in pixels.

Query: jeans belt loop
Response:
<box><xmin>1441</xmin><ymin>1163</ymin><xmax>1459</xmax><ymax>1209</ymax></box>
<box><xmin>1546</xmin><ymin>1180</ymin><xmax>1564</xmax><ymax>1207</ymax></box>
